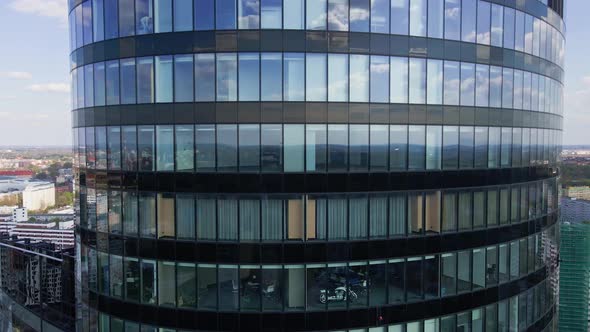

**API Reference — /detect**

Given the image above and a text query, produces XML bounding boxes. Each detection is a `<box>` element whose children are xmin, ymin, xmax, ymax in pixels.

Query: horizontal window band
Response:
<box><xmin>77</xmin><ymin>168</ymin><xmax>559</xmax><ymax>193</ymax></box>
<box><xmin>78</xmin><ymin>212</ymin><xmax>557</xmax><ymax>263</ymax></box>
<box><xmin>84</xmin><ymin>268</ymin><xmax>551</xmax><ymax>330</ymax></box>
<box><xmin>71</xmin><ymin>104</ymin><xmax>563</xmax><ymax>131</ymax></box>
<box><xmin>69</xmin><ymin>32</ymin><xmax>564</xmax><ymax>83</ymax></box>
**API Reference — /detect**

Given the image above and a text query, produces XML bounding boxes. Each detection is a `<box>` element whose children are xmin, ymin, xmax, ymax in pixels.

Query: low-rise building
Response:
<box><xmin>0</xmin><ymin>177</ymin><xmax>55</xmax><ymax>211</ymax></box>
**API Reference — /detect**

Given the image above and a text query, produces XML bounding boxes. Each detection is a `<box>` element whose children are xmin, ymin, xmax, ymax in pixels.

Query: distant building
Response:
<box><xmin>559</xmin><ymin>198</ymin><xmax>590</xmax><ymax>331</ymax></box>
<box><xmin>0</xmin><ymin>177</ymin><xmax>55</xmax><ymax>211</ymax></box>
<box><xmin>565</xmin><ymin>186</ymin><xmax>590</xmax><ymax>200</ymax></box>
<box><xmin>11</xmin><ymin>207</ymin><xmax>27</xmax><ymax>222</ymax></box>
<box><xmin>0</xmin><ymin>237</ymin><xmax>75</xmax><ymax>331</ymax></box>
<box><xmin>0</xmin><ymin>170</ymin><xmax>33</xmax><ymax>178</ymax></box>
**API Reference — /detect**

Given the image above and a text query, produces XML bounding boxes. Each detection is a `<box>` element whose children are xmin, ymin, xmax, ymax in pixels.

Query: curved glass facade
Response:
<box><xmin>71</xmin><ymin>0</ymin><xmax>563</xmax><ymax>331</ymax></box>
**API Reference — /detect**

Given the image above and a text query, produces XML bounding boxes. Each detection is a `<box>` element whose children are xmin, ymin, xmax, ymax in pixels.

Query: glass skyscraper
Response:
<box><xmin>69</xmin><ymin>0</ymin><xmax>564</xmax><ymax>330</ymax></box>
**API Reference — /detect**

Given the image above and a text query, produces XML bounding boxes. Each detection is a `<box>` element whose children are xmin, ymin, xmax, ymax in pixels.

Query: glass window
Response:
<box><xmin>426</xmin><ymin>126</ymin><xmax>442</xmax><ymax>170</ymax></box>
<box><xmin>136</xmin><ymin>0</ymin><xmax>154</xmax><ymax>35</ymax></box>
<box><xmin>196</xmin><ymin>264</ymin><xmax>217</xmax><ymax>309</ymax></box>
<box><xmin>239</xmin><ymin>124</ymin><xmax>260</xmax><ymax>172</ymax></box>
<box><xmin>239</xmin><ymin>53</ymin><xmax>260</xmax><ymax>101</ymax></box>
<box><xmin>349</xmin><ymin>197</ymin><xmax>368</xmax><ymax>239</ymax></box>
<box><xmin>427</xmin><ymin>0</ymin><xmax>443</xmax><ymax>38</ymax></box>
<box><xmin>155</xmin><ymin>55</ymin><xmax>173</xmax><ymax>103</ymax></box>
<box><xmin>369</xmin><ymin>195</ymin><xmax>388</xmax><ymax>238</ymax></box>
<box><xmin>124</xmin><ymin>257</ymin><xmax>140</xmax><ymax>301</ymax></box>
<box><xmin>409</xmin><ymin>58</ymin><xmax>426</xmax><ymax>104</ymax></box>
<box><xmin>328</xmin><ymin>54</ymin><xmax>349</xmax><ymax>102</ymax></box>
<box><xmin>195</xmin><ymin>54</ymin><xmax>215</xmax><ymax>102</ymax></box>
<box><xmin>390</xmin><ymin>0</ymin><xmax>409</xmax><ymax>34</ymax></box>
<box><xmin>370</xmin><ymin>125</ymin><xmax>388</xmax><ymax>171</ymax></box>
<box><xmin>284</xmin><ymin>125</ymin><xmax>305</xmax><ymax>172</ymax></box>
<box><xmin>238</xmin><ymin>0</ymin><xmax>259</xmax><ymax>29</ymax></box>
<box><xmin>218</xmin><ymin>200</ymin><xmax>238</xmax><ymax>240</ymax></box>
<box><xmin>105</xmin><ymin>0</ymin><xmax>119</xmax><ymax>39</ymax></box>
<box><xmin>491</xmin><ymin>4</ymin><xmax>503</xmax><ymax>47</ymax></box>
<box><xmin>217</xmin><ymin>0</ymin><xmax>237</xmax><ymax>29</ymax></box>
<box><xmin>457</xmin><ymin>250</ymin><xmax>471</xmax><ymax>293</ymax></box>
<box><xmin>174</xmin><ymin>55</ymin><xmax>194</xmax><ymax>102</ymax></box>
<box><xmin>157</xmin><ymin>261</ymin><xmax>176</xmax><ymax>306</ymax></box>
<box><xmin>409</xmin><ymin>0</ymin><xmax>426</xmax><ymax>37</ymax></box>
<box><xmin>106</xmin><ymin>127</ymin><xmax>121</xmax><ymax>170</ymax></box>
<box><xmin>441</xmin><ymin>253</ymin><xmax>457</xmax><ymax>296</ymax></box>
<box><xmin>94</xmin><ymin>62</ymin><xmax>106</xmax><ymax>106</ymax></box>
<box><xmin>461</xmin><ymin>0</ymin><xmax>476</xmax><ymax>42</ymax></box>
<box><xmin>122</xmin><ymin>126</ymin><xmax>138</xmax><ymax>171</ymax></box>
<box><xmin>307</xmin><ymin>0</ymin><xmax>326</xmax><ymax>30</ymax></box>
<box><xmin>307</xmin><ymin>54</ymin><xmax>327</xmax><ymax>101</ymax></box>
<box><xmin>261</xmin><ymin>0</ymin><xmax>281</xmax><ymax>28</ymax></box>
<box><xmin>486</xmin><ymin>246</ymin><xmax>498</xmax><ymax>286</ymax></box>
<box><xmin>473</xmin><ymin>191</ymin><xmax>485</xmax><ymax>229</ymax></box>
<box><xmin>524</xmin><ymin>15</ymin><xmax>533</xmax><ymax>54</ymax></box>
<box><xmin>119</xmin><ymin>0</ymin><xmax>135</xmax><ymax>37</ymax></box>
<box><xmin>261</xmin><ymin>53</ymin><xmax>282</xmax><ymax>101</ymax></box>
<box><xmin>487</xmin><ymin>189</ymin><xmax>498</xmax><ymax>226</ymax></box>
<box><xmin>141</xmin><ymin>260</ymin><xmax>157</xmax><ymax>304</ymax></box>
<box><xmin>196</xmin><ymin>125</ymin><xmax>216</xmax><ymax>171</ymax></box>
<box><xmin>328</xmin><ymin>0</ymin><xmax>348</xmax><ymax>31</ymax></box>
<box><xmin>444</xmin><ymin>0</ymin><xmax>460</xmax><ymax>40</ymax></box>
<box><xmin>458</xmin><ymin>192</ymin><xmax>472</xmax><ymax>230</ymax></box>
<box><xmin>515</xmin><ymin>11</ymin><xmax>525</xmax><ymax>52</ymax></box>
<box><xmin>475</xmin><ymin>65</ymin><xmax>489</xmax><ymax>107</ymax></box>
<box><xmin>475</xmin><ymin>127</ymin><xmax>488</xmax><ymax>168</ymax></box>
<box><xmin>284</xmin><ymin>0</ymin><xmax>304</xmax><ymax>29</ymax></box>
<box><xmin>240</xmin><ymin>200</ymin><xmax>260</xmax><ymax>241</ymax></box>
<box><xmin>488</xmin><ymin>127</ymin><xmax>501</xmax><ymax>168</ymax></box>
<box><xmin>350</xmin><ymin>0</ymin><xmax>369</xmax><ymax>32</ymax></box>
<box><xmin>120</xmin><ymin>58</ymin><xmax>136</xmax><ymax>104</ymax></box>
<box><xmin>390</xmin><ymin>57</ymin><xmax>408</xmax><ymax>103</ymax></box>
<box><xmin>196</xmin><ymin>198</ymin><xmax>216</xmax><ymax>240</ymax></box>
<box><xmin>306</xmin><ymin>125</ymin><xmax>326</xmax><ymax>172</ymax></box>
<box><xmin>350</xmin><ymin>55</ymin><xmax>370</xmax><ymax>102</ymax></box>
<box><xmin>443</xmin><ymin>126</ymin><xmax>458</xmax><ymax>169</ymax></box>
<box><xmin>444</xmin><ymin>61</ymin><xmax>460</xmax><ymax>105</ymax></box>
<box><xmin>476</xmin><ymin>1</ymin><xmax>490</xmax><ymax>45</ymax></box>
<box><xmin>96</xmin><ymin>127</ymin><xmax>107</xmax><ymax>169</ymax></box>
<box><xmin>489</xmin><ymin>66</ymin><xmax>502</xmax><ymax>108</ymax></box>
<box><xmin>459</xmin><ymin>126</ymin><xmax>474</xmax><ymax>169</ymax></box>
<box><xmin>284</xmin><ymin>53</ymin><xmax>305</xmax><ymax>101</ymax></box>
<box><xmin>123</xmin><ymin>191</ymin><xmax>139</xmax><ymax>236</ymax></box>
<box><xmin>500</xmin><ymin>128</ymin><xmax>512</xmax><ymax>167</ymax></box>
<box><xmin>371</xmin><ymin>56</ymin><xmax>390</xmax><ymax>103</ymax></box>
<box><xmin>503</xmin><ymin>8</ymin><xmax>515</xmax><ymax>49</ymax></box>
<box><xmin>442</xmin><ymin>193</ymin><xmax>457</xmax><ymax>232</ymax></box>
<box><xmin>217</xmin><ymin>53</ymin><xmax>238</xmax><ymax>101</ymax></box>
<box><xmin>350</xmin><ymin>125</ymin><xmax>369</xmax><ymax>171</ymax></box>
<box><xmin>176</xmin><ymin>125</ymin><xmax>194</xmax><ymax>172</ymax></box>
<box><xmin>261</xmin><ymin>198</ymin><xmax>283</xmax><ymax>240</ymax></box>
<box><xmin>139</xmin><ymin>192</ymin><xmax>156</xmax><ymax>238</ymax></box>
<box><xmin>389</xmin><ymin>194</ymin><xmax>406</xmax><ymax>237</ymax></box>
<box><xmin>137</xmin><ymin>57</ymin><xmax>154</xmax><ymax>103</ymax></box>
<box><xmin>106</xmin><ymin>60</ymin><xmax>120</xmax><ymax>105</ymax></box>
<box><xmin>408</xmin><ymin>194</ymin><xmax>423</xmax><ymax>235</ymax></box>
<box><xmin>425</xmin><ymin>192</ymin><xmax>440</xmax><ymax>234</ymax></box>
<box><xmin>427</xmin><ymin>59</ymin><xmax>443</xmax><ymax>104</ymax></box>
<box><xmin>261</xmin><ymin>124</ymin><xmax>283</xmax><ymax>172</ymax></box>
<box><xmin>217</xmin><ymin>125</ymin><xmax>238</xmax><ymax>171</ymax></box>
<box><xmin>409</xmin><ymin>125</ymin><xmax>425</xmax><ymax>170</ymax></box>
<box><xmin>195</xmin><ymin>0</ymin><xmax>214</xmax><ymax>30</ymax></box>
<box><xmin>328</xmin><ymin>124</ymin><xmax>348</xmax><ymax>171</ymax></box>
<box><xmin>173</xmin><ymin>0</ymin><xmax>192</xmax><ymax>31</ymax></box>
<box><xmin>157</xmin><ymin>193</ymin><xmax>175</xmax><ymax>238</ymax></box>
<box><xmin>513</xmin><ymin>70</ymin><xmax>523</xmax><ymax>110</ymax></box>
<box><xmin>110</xmin><ymin>255</ymin><xmax>123</xmax><ymax>297</ymax></box>
<box><xmin>406</xmin><ymin>257</ymin><xmax>423</xmax><ymax>301</ymax></box>
<box><xmin>155</xmin><ymin>0</ymin><xmax>173</xmax><ymax>33</ymax></box>
<box><xmin>371</xmin><ymin>0</ymin><xmax>389</xmax><ymax>33</ymax></box>
<box><xmin>84</xmin><ymin>65</ymin><xmax>94</xmax><ymax>108</ymax></box>
<box><xmin>176</xmin><ymin>194</ymin><xmax>195</xmax><ymax>239</ymax></box>
<box><xmin>499</xmin><ymin>243</ymin><xmax>509</xmax><ymax>283</ymax></box>
<box><xmin>108</xmin><ymin>189</ymin><xmax>122</xmax><ymax>234</ymax></box>
<box><xmin>155</xmin><ymin>125</ymin><xmax>173</xmax><ymax>171</ymax></box>
<box><xmin>424</xmin><ymin>255</ymin><xmax>439</xmax><ymax>299</ymax></box>
<box><xmin>460</xmin><ymin>63</ymin><xmax>475</xmax><ymax>106</ymax></box>
<box><xmin>177</xmin><ymin>263</ymin><xmax>196</xmax><ymax>308</ymax></box>
<box><xmin>390</xmin><ymin>125</ymin><xmax>407</xmax><ymax>170</ymax></box>
<box><xmin>472</xmin><ymin>249</ymin><xmax>485</xmax><ymax>290</ymax></box>
<box><xmin>93</xmin><ymin>0</ymin><xmax>105</xmax><ymax>41</ymax></box>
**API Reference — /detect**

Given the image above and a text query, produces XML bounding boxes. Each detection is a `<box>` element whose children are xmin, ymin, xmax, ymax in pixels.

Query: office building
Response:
<box><xmin>69</xmin><ymin>0</ymin><xmax>564</xmax><ymax>330</ymax></box>
<box><xmin>0</xmin><ymin>177</ymin><xmax>56</xmax><ymax>212</ymax></box>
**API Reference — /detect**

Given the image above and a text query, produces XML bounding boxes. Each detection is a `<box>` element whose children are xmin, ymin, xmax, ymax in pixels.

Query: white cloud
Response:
<box><xmin>8</xmin><ymin>0</ymin><xmax>68</xmax><ymax>23</ymax></box>
<box><xmin>26</xmin><ymin>83</ymin><xmax>69</xmax><ymax>93</ymax></box>
<box><xmin>0</xmin><ymin>71</ymin><xmax>33</xmax><ymax>80</ymax></box>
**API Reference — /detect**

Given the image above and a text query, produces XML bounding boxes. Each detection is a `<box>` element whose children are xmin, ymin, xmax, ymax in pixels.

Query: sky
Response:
<box><xmin>0</xmin><ymin>0</ymin><xmax>587</xmax><ymax>146</ymax></box>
